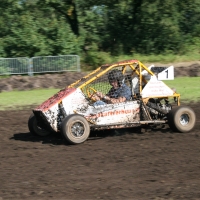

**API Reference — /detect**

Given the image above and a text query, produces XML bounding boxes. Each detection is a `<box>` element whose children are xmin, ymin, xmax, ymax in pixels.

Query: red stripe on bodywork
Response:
<box><xmin>34</xmin><ymin>87</ymin><xmax>76</xmax><ymax>112</ymax></box>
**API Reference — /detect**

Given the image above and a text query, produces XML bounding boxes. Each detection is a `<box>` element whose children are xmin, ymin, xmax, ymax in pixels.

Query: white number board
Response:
<box><xmin>157</xmin><ymin>66</ymin><xmax>174</xmax><ymax>80</ymax></box>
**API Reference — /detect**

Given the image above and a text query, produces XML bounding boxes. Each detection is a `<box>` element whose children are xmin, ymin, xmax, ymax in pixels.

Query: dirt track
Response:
<box><xmin>0</xmin><ymin>104</ymin><xmax>200</xmax><ymax>200</ymax></box>
<box><xmin>0</xmin><ymin>63</ymin><xmax>200</xmax><ymax>200</ymax></box>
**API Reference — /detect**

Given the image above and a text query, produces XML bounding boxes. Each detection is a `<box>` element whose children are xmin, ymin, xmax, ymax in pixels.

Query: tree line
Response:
<box><xmin>0</xmin><ymin>0</ymin><xmax>200</xmax><ymax>68</ymax></box>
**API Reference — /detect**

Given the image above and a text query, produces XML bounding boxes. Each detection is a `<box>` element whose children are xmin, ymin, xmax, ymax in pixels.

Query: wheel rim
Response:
<box><xmin>70</xmin><ymin>121</ymin><xmax>85</xmax><ymax>138</ymax></box>
<box><xmin>180</xmin><ymin>113</ymin><xmax>189</xmax><ymax>126</ymax></box>
<box><xmin>33</xmin><ymin>119</ymin><xmax>49</xmax><ymax>135</ymax></box>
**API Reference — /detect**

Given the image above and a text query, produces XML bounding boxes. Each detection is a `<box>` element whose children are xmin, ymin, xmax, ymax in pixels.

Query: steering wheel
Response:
<box><xmin>86</xmin><ymin>87</ymin><xmax>97</xmax><ymax>102</ymax></box>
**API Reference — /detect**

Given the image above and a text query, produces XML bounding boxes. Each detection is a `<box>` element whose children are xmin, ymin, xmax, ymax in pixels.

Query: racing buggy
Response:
<box><xmin>28</xmin><ymin>59</ymin><xmax>196</xmax><ymax>144</ymax></box>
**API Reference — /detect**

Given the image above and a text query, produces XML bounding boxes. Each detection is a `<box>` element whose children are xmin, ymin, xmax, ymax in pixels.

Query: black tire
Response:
<box><xmin>168</xmin><ymin>106</ymin><xmax>196</xmax><ymax>133</ymax></box>
<box><xmin>61</xmin><ymin>114</ymin><xmax>90</xmax><ymax>144</ymax></box>
<box><xmin>28</xmin><ymin>114</ymin><xmax>51</xmax><ymax>137</ymax></box>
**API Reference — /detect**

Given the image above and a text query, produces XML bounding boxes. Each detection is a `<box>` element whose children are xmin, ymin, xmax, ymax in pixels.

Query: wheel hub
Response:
<box><xmin>71</xmin><ymin>122</ymin><xmax>84</xmax><ymax>137</ymax></box>
<box><xmin>180</xmin><ymin>114</ymin><xmax>189</xmax><ymax>126</ymax></box>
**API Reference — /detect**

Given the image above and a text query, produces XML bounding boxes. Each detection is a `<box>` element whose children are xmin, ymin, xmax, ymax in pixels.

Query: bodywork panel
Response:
<box><xmin>76</xmin><ymin>101</ymin><xmax>140</xmax><ymax>126</ymax></box>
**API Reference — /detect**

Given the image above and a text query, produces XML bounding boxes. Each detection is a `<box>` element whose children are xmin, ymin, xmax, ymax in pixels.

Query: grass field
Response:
<box><xmin>0</xmin><ymin>89</ymin><xmax>60</xmax><ymax>110</ymax></box>
<box><xmin>163</xmin><ymin>77</ymin><xmax>200</xmax><ymax>102</ymax></box>
<box><xmin>0</xmin><ymin>77</ymin><xmax>199</xmax><ymax>110</ymax></box>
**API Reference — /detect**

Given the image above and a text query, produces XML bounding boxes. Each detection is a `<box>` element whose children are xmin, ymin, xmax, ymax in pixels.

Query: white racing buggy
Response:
<box><xmin>28</xmin><ymin>59</ymin><xmax>196</xmax><ymax>144</ymax></box>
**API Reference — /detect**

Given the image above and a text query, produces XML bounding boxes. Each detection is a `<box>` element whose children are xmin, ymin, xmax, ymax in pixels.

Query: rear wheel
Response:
<box><xmin>61</xmin><ymin>114</ymin><xmax>90</xmax><ymax>144</ymax></box>
<box><xmin>168</xmin><ymin>106</ymin><xmax>196</xmax><ymax>132</ymax></box>
<box><xmin>28</xmin><ymin>114</ymin><xmax>51</xmax><ymax>137</ymax></box>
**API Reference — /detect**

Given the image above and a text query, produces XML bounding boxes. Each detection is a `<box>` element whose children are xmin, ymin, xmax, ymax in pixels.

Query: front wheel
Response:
<box><xmin>28</xmin><ymin>114</ymin><xmax>51</xmax><ymax>137</ymax></box>
<box><xmin>61</xmin><ymin>114</ymin><xmax>90</xmax><ymax>144</ymax></box>
<box><xmin>167</xmin><ymin>106</ymin><xmax>196</xmax><ymax>133</ymax></box>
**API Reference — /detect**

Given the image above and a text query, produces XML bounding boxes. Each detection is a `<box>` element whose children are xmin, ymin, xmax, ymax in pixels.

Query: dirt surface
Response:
<box><xmin>0</xmin><ymin>62</ymin><xmax>200</xmax><ymax>200</ymax></box>
<box><xmin>0</xmin><ymin>61</ymin><xmax>200</xmax><ymax>92</ymax></box>
<box><xmin>0</xmin><ymin>71</ymin><xmax>88</xmax><ymax>92</ymax></box>
<box><xmin>0</xmin><ymin>104</ymin><xmax>200</xmax><ymax>200</ymax></box>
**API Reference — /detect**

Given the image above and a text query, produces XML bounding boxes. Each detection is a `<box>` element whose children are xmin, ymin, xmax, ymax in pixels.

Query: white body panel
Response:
<box><xmin>141</xmin><ymin>79</ymin><xmax>174</xmax><ymax>98</ymax></box>
<box><xmin>76</xmin><ymin>101</ymin><xmax>140</xmax><ymax>125</ymax></box>
<box><xmin>42</xmin><ymin>88</ymin><xmax>88</xmax><ymax>131</ymax></box>
<box><xmin>40</xmin><ymin>88</ymin><xmax>140</xmax><ymax>131</ymax></box>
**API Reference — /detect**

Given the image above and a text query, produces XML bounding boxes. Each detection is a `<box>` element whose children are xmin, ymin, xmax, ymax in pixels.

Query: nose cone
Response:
<box><xmin>34</xmin><ymin>87</ymin><xmax>76</xmax><ymax>112</ymax></box>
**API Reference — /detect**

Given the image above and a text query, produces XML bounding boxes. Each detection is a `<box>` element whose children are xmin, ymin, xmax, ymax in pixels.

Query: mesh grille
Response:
<box><xmin>80</xmin><ymin>66</ymin><xmax>134</xmax><ymax>99</ymax></box>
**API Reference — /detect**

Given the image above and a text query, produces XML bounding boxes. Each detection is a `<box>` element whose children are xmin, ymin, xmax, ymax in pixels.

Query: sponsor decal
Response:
<box><xmin>86</xmin><ymin>108</ymin><xmax>140</xmax><ymax>119</ymax></box>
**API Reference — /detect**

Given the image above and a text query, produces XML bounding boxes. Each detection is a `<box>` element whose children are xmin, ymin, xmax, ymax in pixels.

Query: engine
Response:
<box><xmin>146</xmin><ymin>98</ymin><xmax>172</xmax><ymax>120</ymax></box>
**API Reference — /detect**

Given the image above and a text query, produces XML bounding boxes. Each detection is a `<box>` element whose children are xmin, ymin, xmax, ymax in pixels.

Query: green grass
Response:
<box><xmin>122</xmin><ymin>52</ymin><xmax>200</xmax><ymax>64</ymax></box>
<box><xmin>105</xmin><ymin>52</ymin><xmax>200</xmax><ymax>65</ymax></box>
<box><xmin>81</xmin><ymin>52</ymin><xmax>200</xmax><ymax>71</ymax></box>
<box><xmin>0</xmin><ymin>77</ymin><xmax>199</xmax><ymax>110</ymax></box>
<box><xmin>163</xmin><ymin>77</ymin><xmax>200</xmax><ymax>102</ymax></box>
<box><xmin>0</xmin><ymin>89</ymin><xmax>60</xmax><ymax>110</ymax></box>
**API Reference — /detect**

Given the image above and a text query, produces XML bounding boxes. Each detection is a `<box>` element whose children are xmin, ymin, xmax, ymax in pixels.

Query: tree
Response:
<box><xmin>37</xmin><ymin>0</ymin><xmax>79</xmax><ymax>36</ymax></box>
<box><xmin>0</xmin><ymin>0</ymin><xmax>199</xmax><ymax>65</ymax></box>
<box><xmin>0</xmin><ymin>0</ymin><xmax>81</xmax><ymax>57</ymax></box>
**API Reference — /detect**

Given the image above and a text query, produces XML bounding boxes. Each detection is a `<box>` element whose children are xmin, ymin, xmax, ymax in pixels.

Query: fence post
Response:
<box><xmin>28</xmin><ymin>58</ymin><xmax>33</xmax><ymax>76</ymax></box>
<box><xmin>77</xmin><ymin>55</ymin><xmax>81</xmax><ymax>72</ymax></box>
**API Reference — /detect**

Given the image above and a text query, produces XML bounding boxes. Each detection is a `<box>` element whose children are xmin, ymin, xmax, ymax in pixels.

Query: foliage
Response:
<box><xmin>0</xmin><ymin>0</ymin><xmax>200</xmax><ymax>69</ymax></box>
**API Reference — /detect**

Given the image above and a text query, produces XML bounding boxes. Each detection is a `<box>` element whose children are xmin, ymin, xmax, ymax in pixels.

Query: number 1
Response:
<box><xmin>165</xmin><ymin>70</ymin><xmax>168</xmax><ymax>78</ymax></box>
